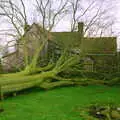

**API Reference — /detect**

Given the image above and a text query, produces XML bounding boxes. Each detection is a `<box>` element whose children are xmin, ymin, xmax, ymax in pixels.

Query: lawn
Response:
<box><xmin>0</xmin><ymin>85</ymin><xmax>120</xmax><ymax>120</ymax></box>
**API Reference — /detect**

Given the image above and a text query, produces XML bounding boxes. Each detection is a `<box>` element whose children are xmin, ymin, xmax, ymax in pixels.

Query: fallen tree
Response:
<box><xmin>0</xmin><ymin>44</ymin><xmax>109</xmax><ymax>99</ymax></box>
<box><xmin>0</xmin><ymin>28</ymin><xmax>111</xmax><ymax>100</ymax></box>
<box><xmin>0</xmin><ymin>47</ymin><xmax>83</xmax><ymax>99</ymax></box>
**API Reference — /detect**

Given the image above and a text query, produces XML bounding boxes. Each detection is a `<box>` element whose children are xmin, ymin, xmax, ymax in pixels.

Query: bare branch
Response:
<box><xmin>36</xmin><ymin>0</ymin><xmax>68</xmax><ymax>31</ymax></box>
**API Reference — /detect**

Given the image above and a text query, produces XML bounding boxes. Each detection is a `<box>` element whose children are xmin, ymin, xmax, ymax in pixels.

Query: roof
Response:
<box><xmin>81</xmin><ymin>37</ymin><xmax>117</xmax><ymax>54</ymax></box>
<box><xmin>52</xmin><ymin>32</ymin><xmax>117</xmax><ymax>54</ymax></box>
<box><xmin>52</xmin><ymin>32</ymin><xmax>81</xmax><ymax>48</ymax></box>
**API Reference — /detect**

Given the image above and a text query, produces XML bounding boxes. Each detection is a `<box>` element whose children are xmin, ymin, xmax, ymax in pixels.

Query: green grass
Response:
<box><xmin>0</xmin><ymin>85</ymin><xmax>120</xmax><ymax>120</ymax></box>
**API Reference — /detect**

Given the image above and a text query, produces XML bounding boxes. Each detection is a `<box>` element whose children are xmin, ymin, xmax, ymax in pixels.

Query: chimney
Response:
<box><xmin>78</xmin><ymin>22</ymin><xmax>84</xmax><ymax>38</ymax></box>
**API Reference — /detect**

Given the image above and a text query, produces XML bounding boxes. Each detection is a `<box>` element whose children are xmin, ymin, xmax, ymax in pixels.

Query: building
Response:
<box><xmin>52</xmin><ymin>22</ymin><xmax>117</xmax><ymax>72</ymax></box>
<box><xmin>1</xmin><ymin>22</ymin><xmax>117</xmax><ymax>72</ymax></box>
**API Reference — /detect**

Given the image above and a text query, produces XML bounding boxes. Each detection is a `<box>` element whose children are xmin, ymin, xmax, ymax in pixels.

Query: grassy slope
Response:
<box><xmin>0</xmin><ymin>85</ymin><xmax>120</xmax><ymax>120</ymax></box>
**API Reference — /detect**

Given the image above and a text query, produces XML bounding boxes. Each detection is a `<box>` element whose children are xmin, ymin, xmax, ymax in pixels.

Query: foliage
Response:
<box><xmin>59</xmin><ymin>70</ymin><xmax>106</xmax><ymax>80</ymax></box>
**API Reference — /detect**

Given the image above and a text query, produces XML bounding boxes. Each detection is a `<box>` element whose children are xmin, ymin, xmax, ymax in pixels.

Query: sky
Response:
<box><xmin>111</xmin><ymin>0</ymin><xmax>120</xmax><ymax>49</ymax></box>
<box><xmin>0</xmin><ymin>0</ymin><xmax>120</xmax><ymax>50</ymax></box>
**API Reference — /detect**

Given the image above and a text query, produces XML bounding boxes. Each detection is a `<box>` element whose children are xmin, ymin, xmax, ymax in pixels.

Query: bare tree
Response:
<box><xmin>68</xmin><ymin>0</ymin><xmax>95</xmax><ymax>32</ymax></box>
<box><xmin>0</xmin><ymin>0</ymin><xmax>30</xmax><ymax>57</ymax></box>
<box><xmin>0</xmin><ymin>0</ymin><xmax>69</xmax><ymax>56</ymax></box>
<box><xmin>35</xmin><ymin>0</ymin><xmax>68</xmax><ymax>31</ymax></box>
<box><xmin>83</xmin><ymin>1</ymin><xmax>115</xmax><ymax>37</ymax></box>
<box><xmin>68</xmin><ymin>0</ymin><xmax>116</xmax><ymax>37</ymax></box>
<box><xmin>0</xmin><ymin>0</ymin><xmax>29</xmax><ymax>37</ymax></box>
